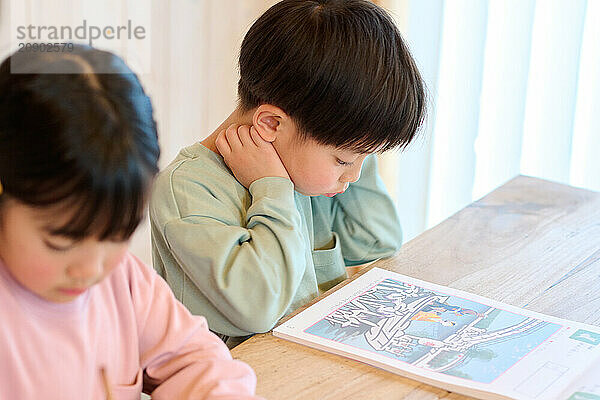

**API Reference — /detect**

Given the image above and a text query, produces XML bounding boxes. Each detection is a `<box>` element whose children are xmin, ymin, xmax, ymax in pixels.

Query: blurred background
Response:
<box><xmin>1</xmin><ymin>0</ymin><xmax>598</xmax><ymax>266</ymax></box>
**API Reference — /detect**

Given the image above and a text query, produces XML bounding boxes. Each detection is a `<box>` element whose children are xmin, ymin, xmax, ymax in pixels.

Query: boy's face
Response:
<box><xmin>272</xmin><ymin>127</ymin><xmax>370</xmax><ymax>197</ymax></box>
<box><xmin>0</xmin><ymin>199</ymin><xmax>129</xmax><ymax>303</ymax></box>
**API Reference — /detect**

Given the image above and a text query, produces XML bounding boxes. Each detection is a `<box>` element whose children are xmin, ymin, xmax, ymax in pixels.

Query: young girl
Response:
<box><xmin>0</xmin><ymin>46</ymin><xmax>260</xmax><ymax>399</ymax></box>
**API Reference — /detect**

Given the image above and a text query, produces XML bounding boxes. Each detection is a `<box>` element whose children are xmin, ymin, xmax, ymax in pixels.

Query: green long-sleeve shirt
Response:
<box><xmin>150</xmin><ymin>143</ymin><xmax>402</xmax><ymax>337</ymax></box>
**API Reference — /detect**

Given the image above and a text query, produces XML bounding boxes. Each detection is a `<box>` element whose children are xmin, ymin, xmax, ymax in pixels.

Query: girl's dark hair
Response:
<box><xmin>0</xmin><ymin>45</ymin><xmax>160</xmax><ymax>240</ymax></box>
<box><xmin>238</xmin><ymin>0</ymin><xmax>426</xmax><ymax>153</ymax></box>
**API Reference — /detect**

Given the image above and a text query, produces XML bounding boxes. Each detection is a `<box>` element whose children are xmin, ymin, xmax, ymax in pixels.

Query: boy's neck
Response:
<box><xmin>201</xmin><ymin>108</ymin><xmax>254</xmax><ymax>154</ymax></box>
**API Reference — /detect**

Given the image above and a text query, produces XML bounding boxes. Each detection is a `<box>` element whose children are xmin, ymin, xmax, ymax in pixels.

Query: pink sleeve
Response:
<box><xmin>126</xmin><ymin>254</ymin><xmax>262</xmax><ymax>399</ymax></box>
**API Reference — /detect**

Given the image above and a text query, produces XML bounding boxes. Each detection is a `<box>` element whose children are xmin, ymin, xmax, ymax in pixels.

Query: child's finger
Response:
<box><xmin>215</xmin><ymin>130</ymin><xmax>231</xmax><ymax>155</ymax></box>
<box><xmin>250</xmin><ymin>126</ymin><xmax>266</xmax><ymax>147</ymax></box>
<box><xmin>237</xmin><ymin>125</ymin><xmax>254</xmax><ymax>147</ymax></box>
<box><xmin>225</xmin><ymin>124</ymin><xmax>242</xmax><ymax>150</ymax></box>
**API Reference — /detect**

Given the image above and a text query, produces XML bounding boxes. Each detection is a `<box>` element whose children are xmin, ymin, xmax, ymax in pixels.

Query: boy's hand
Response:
<box><xmin>215</xmin><ymin>124</ymin><xmax>290</xmax><ymax>188</ymax></box>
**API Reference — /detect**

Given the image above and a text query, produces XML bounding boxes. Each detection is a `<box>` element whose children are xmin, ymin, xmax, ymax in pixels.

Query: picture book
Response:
<box><xmin>274</xmin><ymin>268</ymin><xmax>600</xmax><ymax>400</ymax></box>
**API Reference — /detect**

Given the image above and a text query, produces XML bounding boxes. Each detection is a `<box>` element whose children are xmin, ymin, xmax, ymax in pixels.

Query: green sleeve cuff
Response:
<box><xmin>248</xmin><ymin>176</ymin><xmax>295</xmax><ymax>201</ymax></box>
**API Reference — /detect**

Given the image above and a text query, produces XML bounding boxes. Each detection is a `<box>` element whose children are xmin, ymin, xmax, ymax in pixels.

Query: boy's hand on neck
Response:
<box><xmin>215</xmin><ymin>124</ymin><xmax>290</xmax><ymax>189</ymax></box>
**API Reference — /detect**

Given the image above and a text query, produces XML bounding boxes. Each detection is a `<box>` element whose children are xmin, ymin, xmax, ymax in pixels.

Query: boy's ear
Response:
<box><xmin>252</xmin><ymin>104</ymin><xmax>286</xmax><ymax>142</ymax></box>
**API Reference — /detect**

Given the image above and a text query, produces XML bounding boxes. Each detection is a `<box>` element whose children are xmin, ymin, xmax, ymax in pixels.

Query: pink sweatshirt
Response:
<box><xmin>0</xmin><ymin>253</ymin><xmax>261</xmax><ymax>400</ymax></box>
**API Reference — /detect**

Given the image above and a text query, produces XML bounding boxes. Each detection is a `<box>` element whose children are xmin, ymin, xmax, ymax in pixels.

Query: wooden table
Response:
<box><xmin>232</xmin><ymin>176</ymin><xmax>600</xmax><ymax>399</ymax></box>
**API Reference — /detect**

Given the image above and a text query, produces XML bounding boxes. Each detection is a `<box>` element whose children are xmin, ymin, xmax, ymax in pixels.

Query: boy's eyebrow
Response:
<box><xmin>336</xmin><ymin>146</ymin><xmax>371</xmax><ymax>155</ymax></box>
<box><xmin>340</xmin><ymin>143</ymin><xmax>383</xmax><ymax>155</ymax></box>
<box><xmin>345</xmin><ymin>149</ymin><xmax>374</xmax><ymax>156</ymax></box>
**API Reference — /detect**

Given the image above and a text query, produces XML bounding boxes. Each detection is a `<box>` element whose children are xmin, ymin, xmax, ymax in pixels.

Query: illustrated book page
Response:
<box><xmin>274</xmin><ymin>268</ymin><xmax>600</xmax><ymax>400</ymax></box>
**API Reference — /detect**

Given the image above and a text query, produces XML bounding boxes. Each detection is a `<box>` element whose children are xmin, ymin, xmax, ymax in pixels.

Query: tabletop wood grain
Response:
<box><xmin>231</xmin><ymin>175</ymin><xmax>600</xmax><ymax>399</ymax></box>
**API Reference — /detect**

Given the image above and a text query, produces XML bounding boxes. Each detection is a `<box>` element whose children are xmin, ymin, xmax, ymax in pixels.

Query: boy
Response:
<box><xmin>150</xmin><ymin>0</ymin><xmax>425</xmax><ymax>347</ymax></box>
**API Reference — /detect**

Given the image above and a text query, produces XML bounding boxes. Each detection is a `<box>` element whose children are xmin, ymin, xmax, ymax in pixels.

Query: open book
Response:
<box><xmin>274</xmin><ymin>268</ymin><xmax>600</xmax><ymax>400</ymax></box>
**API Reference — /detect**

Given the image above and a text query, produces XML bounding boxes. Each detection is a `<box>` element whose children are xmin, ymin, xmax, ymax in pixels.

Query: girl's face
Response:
<box><xmin>0</xmin><ymin>199</ymin><xmax>129</xmax><ymax>303</ymax></box>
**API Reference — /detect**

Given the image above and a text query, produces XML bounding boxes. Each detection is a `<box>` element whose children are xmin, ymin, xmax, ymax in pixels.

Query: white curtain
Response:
<box><xmin>383</xmin><ymin>0</ymin><xmax>600</xmax><ymax>242</ymax></box>
<box><xmin>1</xmin><ymin>0</ymin><xmax>598</xmax><ymax>262</ymax></box>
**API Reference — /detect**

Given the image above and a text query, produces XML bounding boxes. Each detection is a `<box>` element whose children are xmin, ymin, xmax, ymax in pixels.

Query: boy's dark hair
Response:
<box><xmin>238</xmin><ymin>0</ymin><xmax>426</xmax><ymax>152</ymax></box>
<box><xmin>0</xmin><ymin>45</ymin><xmax>160</xmax><ymax>240</ymax></box>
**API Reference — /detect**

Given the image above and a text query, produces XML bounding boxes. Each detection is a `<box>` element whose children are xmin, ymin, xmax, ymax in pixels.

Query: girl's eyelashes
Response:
<box><xmin>43</xmin><ymin>238</ymin><xmax>75</xmax><ymax>252</ymax></box>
